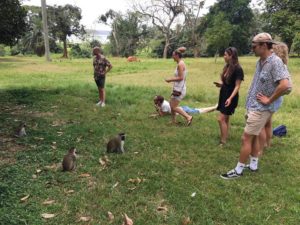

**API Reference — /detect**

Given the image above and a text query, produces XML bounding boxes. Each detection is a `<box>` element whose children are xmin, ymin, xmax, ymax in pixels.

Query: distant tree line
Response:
<box><xmin>0</xmin><ymin>0</ymin><xmax>300</xmax><ymax>58</ymax></box>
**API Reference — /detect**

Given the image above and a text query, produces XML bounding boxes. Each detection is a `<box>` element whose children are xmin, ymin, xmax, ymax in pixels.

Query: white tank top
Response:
<box><xmin>173</xmin><ymin>64</ymin><xmax>187</xmax><ymax>92</ymax></box>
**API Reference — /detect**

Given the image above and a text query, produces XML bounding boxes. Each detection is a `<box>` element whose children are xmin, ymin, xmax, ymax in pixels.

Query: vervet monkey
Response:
<box><xmin>62</xmin><ymin>147</ymin><xmax>77</xmax><ymax>171</ymax></box>
<box><xmin>107</xmin><ymin>133</ymin><xmax>126</xmax><ymax>154</ymax></box>
<box><xmin>14</xmin><ymin>122</ymin><xmax>26</xmax><ymax>137</ymax></box>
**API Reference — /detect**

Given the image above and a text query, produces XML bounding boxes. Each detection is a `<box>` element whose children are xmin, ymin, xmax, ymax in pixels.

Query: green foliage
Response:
<box><xmin>292</xmin><ymin>32</ymin><xmax>300</xmax><ymax>56</ymax></box>
<box><xmin>0</xmin><ymin>45</ymin><xmax>6</xmax><ymax>56</ymax></box>
<box><xmin>205</xmin><ymin>13</ymin><xmax>233</xmax><ymax>56</ymax></box>
<box><xmin>48</xmin><ymin>4</ymin><xmax>85</xmax><ymax>57</ymax></box>
<box><xmin>89</xmin><ymin>39</ymin><xmax>101</xmax><ymax>48</ymax></box>
<box><xmin>100</xmin><ymin>10</ymin><xmax>148</xmax><ymax>57</ymax></box>
<box><xmin>0</xmin><ymin>0</ymin><xmax>27</xmax><ymax>46</ymax></box>
<box><xmin>10</xmin><ymin>46</ymin><xmax>21</xmax><ymax>56</ymax></box>
<box><xmin>70</xmin><ymin>43</ymin><xmax>91</xmax><ymax>58</ymax></box>
<box><xmin>263</xmin><ymin>0</ymin><xmax>300</xmax><ymax>50</ymax></box>
<box><xmin>201</xmin><ymin>0</ymin><xmax>253</xmax><ymax>55</ymax></box>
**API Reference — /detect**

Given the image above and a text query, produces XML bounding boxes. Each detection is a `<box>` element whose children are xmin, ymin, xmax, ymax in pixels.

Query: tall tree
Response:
<box><xmin>133</xmin><ymin>0</ymin><xmax>184</xmax><ymax>58</ymax></box>
<box><xmin>48</xmin><ymin>4</ymin><xmax>85</xmax><ymax>58</ymax></box>
<box><xmin>182</xmin><ymin>0</ymin><xmax>205</xmax><ymax>57</ymax></box>
<box><xmin>0</xmin><ymin>0</ymin><xmax>27</xmax><ymax>46</ymax></box>
<box><xmin>205</xmin><ymin>13</ymin><xmax>233</xmax><ymax>57</ymax></box>
<box><xmin>21</xmin><ymin>6</ymin><xmax>44</xmax><ymax>55</ymax></box>
<box><xmin>263</xmin><ymin>0</ymin><xmax>300</xmax><ymax>50</ymax></box>
<box><xmin>99</xmin><ymin>10</ymin><xmax>121</xmax><ymax>56</ymax></box>
<box><xmin>99</xmin><ymin>10</ymin><xmax>148</xmax><ymax>57</ymax></box>
<box><xmin>201</xmin><ymin>0</ymin><xmax>253</xmax><ymax>55</ymax></box>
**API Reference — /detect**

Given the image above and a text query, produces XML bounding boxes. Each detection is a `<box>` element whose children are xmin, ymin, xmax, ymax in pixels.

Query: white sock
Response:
<box><xmin>235</xmin><ymin>162</ymin><xmax>245</xmax><ymax>174</ymax></box>
<box><xmin>250</xmin><ymin>155</ymin><xmax>259</xmax><ymax>170</ymax></box>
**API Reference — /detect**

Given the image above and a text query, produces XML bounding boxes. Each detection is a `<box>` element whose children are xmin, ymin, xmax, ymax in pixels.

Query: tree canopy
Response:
<box><xmin>48</xmin><ymin>4</ymin><xmax>85</xmax><ymax>58</ymax></box>
<box><xmin>0</xmin><ymin>0</ymin><xmax>27</xmax><ymax>46</ymax></box>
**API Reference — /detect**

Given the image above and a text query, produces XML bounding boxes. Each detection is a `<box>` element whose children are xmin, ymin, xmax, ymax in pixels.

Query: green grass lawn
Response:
<box><xmin>0</xmin><ymin>55</ymin><xmax>300</xmax><ymax>225</ymax></box>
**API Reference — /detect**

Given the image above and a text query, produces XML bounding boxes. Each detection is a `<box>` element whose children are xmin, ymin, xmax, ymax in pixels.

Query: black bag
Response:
<box><xmin>172</xmin><ymin>90</ymin><xmax>181</xmax><ymax>97</ymax></box>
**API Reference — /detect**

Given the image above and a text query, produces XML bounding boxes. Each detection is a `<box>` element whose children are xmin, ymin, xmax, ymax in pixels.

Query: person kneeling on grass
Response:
<box><xmin>150</xmin><ymin>95</ymin><xmax>217</xmax><ymax>118</ymax></box>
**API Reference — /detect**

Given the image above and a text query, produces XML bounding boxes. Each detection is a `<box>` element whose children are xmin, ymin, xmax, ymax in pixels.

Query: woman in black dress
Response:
<box><xmin>215</xmin><ymin>47</ymin><xmax>244</xmax><ymax>146</ymax></box>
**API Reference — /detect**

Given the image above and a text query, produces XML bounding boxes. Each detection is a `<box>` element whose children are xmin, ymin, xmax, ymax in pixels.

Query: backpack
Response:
<box><xmin>273</xmin><ymin>125</ymin><xmax>287</xmax><ymax>137</ymax></box>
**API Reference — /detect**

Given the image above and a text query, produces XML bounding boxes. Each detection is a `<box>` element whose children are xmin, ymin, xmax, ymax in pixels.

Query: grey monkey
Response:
<box><xmin>62</xmin><ymin>147</ymin><xmax>77</xmax><ymax>171</ymax></box>
<box><xmin>107</xmin><ymin>133</ymin><xmax>126</xmax><ymax>153</ymax></box>
<box><xmin>14</xmin><ymin>122</ymin><xmax>26</xmax><ymax>137</ymax></box>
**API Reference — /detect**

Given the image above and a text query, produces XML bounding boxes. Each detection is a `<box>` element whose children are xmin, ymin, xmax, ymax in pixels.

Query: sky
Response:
<box><xmin>23</xmin><ymin>0</ymin><xmax>220</xmax><ymax>31</ymax></box>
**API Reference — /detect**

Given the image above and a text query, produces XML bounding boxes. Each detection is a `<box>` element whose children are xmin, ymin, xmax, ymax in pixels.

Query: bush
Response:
<box><xmin>10</xmin><ymin>46</ymin><xmax>20</xmax><ymax>56</ymax></box>
<box><xmin>0</xmin><ymin>44</ymin><xmax>6</xmax><ymax>56</ymax></box>
<box><xmin>70</xmin><ymin>43</ymin><xmax>91</xmax><ymax>58</ymax></box>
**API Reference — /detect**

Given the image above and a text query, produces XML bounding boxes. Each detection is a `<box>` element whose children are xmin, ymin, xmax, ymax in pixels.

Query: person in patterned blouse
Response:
<box><xmin>220</xmin><ymin>33</ymin><xmax>290</xmax><ymax>179</ymax></box>
<box><xmin>93</xmin><ymin>47</ymin><xmax>112</xmax><ymax>107</ymax></box>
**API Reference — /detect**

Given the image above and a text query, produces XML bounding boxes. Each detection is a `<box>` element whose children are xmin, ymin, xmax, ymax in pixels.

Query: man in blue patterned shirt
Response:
<box><xmin>221</xmin><ymin>33</ymin><xmax>290</xmax><ymax>179</ymax></box>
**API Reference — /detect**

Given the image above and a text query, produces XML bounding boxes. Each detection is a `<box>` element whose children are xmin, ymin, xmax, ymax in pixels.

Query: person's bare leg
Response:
<box><xmin>239</xmin><ymin>132</ymin><xmax>255</xmax><ymax>163</ymax></box>
<box><xmin>259</xmin><ymin>127</ymin><xmax>266</xmax><ymax>156</ymax></box>
<box><xmin>218</xmin><ymin>113</ymin><xmax>230</xmax><ymax>144</ymax></box>
<box><xmin>98</xmin><ymin>87</ymin><xmax>101</xmax><ymax>102</ymax></box>
<box><xmin>170</xmin><ymin>99</ymin><xmax>192</xmax><ymax>124</ymax></box>
<box><xmin>265</xmin><ymin>118</ymin><xmax>272</xmax><ymax>148</ymax></box>
<box><xmin>100</xmin><ymin>88</ymin><xmax>105</xmax><ymax>103</ymax></box>
<box><xmin>197</xmin><ymin>105</ymin><xmax>218</xmax><ymax>114</ymax></box>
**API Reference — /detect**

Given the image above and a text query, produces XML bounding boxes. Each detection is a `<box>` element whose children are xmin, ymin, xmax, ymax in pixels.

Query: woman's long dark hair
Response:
<box><xmin>221</xmin><ymin>47</ymin><xmax>239</xmax><ymax>84</ymax></box>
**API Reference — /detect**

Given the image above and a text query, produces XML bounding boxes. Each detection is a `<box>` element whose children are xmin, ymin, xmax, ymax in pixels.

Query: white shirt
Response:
<box><xmin>161</xmin><ymin>100</ymin><xmax>171</xmax><ymax>113</ymax></box>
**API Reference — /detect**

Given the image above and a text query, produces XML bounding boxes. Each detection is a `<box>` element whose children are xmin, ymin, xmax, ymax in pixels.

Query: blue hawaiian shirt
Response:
<box><xmin>246</xmin><ymin>53</ymin><xmax>289</xmax><ymax>112</ymax></box>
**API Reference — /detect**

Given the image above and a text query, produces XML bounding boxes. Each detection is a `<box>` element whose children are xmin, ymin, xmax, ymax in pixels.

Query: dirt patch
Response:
<box><xmin>0</xmin><ymin>134</ymin><xmax>26</xmax><ymax>166</ymax></box>
<box><xmin>30</xmin><ymin>111</ymin><xmax>55</xmax><ymax>118</ymax></box>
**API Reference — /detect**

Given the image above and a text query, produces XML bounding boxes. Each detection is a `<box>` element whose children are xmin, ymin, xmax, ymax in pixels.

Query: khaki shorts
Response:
<box><xmin>244</xmin><ymin>111</ymin><xmax>273</xmax><ymax>135</ymax></box>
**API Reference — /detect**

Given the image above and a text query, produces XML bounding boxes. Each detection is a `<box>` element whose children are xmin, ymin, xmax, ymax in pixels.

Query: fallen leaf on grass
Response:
<box><xmin>44</xmin><ymin>163</ymin><xmax>58</xmax><ymax>170</ymax></box>
<box><xmin>157</xmin><ymin>206</ymin><xmax>168</xmax><ymax>212</ymax></box>
<box><xmin>107</xmin><ymin>211</ymin><xmax>114</xmax><ymax>221</ymax></box>
<box><xmin>99</xmin><ymin>155</ymin><xmax>111</xmax><ymax>167</ymax></box>
<box><xmin>182</xmin><ymin>217</ymin><xmax>191</xmax><ymax>225</ymax></box>
<box><xmin>42</xmin><ymin>200</ymin><xmax>55</xmax><ymax>205</ymax></box>
<box><xmin>274</xmin><ymin>206</ymin><xmax>281</xmax><ymax>213</ymax></box>
<box><xmin>128</xmin><ymin>187</ymin><xmax>137</xmax><ymax>191</ymax></box>
<box><xmin>79</xmin><ymin>173</ymin><xmax>91</xmax><ymax>178</ymax></box>
<box><xmin>41</xmin><ymin>213</ymin><xmax>55</xmax><ymax>219</ymax></box>
<box><xmin>112</xmin><ymin>182</ymin><xmax>119</xmax><ymax>189</ymax></box>
<box><xmin>20</xmin><ymin>195</ymin><xmax>30</xmax><ymax>202</ymax></box>
<box><xmin>76</xmin><ymin>136</ymin><xmax>83</xmax><ymax>143</ymax></box>
<box><xmin>34</xmin><ymin>137</ymin><xmax>44</xmax><ymax>141</ymax></box>
<box><xmin>128</xmin><ymin>178</ymin><xmax>143</xmax><ymax>184</ymax></box>
<box><xmin>122</xmin><ymin>213</ymin><xmax>133</xmax><ymax>225</ymax></box>
<box><xmin>79</xmin><ymin>216</ymin><xmax>91</xmax><ymax>222</ymax></box>
<box><xmin>65</xmin><ymin>189</ymin><xmax>75</xmax><ymax>194</ymax></box>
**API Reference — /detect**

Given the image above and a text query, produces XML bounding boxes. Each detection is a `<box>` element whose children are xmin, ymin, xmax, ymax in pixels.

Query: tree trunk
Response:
<box><xmin>163</xmin><ymin>37</ymin><xmax>170</xmax><ymax>59</ymax></box>
<box><xmin>193</xmin><ymin>47</ymin><xmax>200</xmax><ymax>58</ymax></box>
<box><xmin>62</xmin><ymin>39</ymin><xmax>68</xmax><ymax>58</ymax></box>
<box><xmin>112</xmin><ymin>30</ymin><xmax>120</xmax><ymax>56</ymax></box>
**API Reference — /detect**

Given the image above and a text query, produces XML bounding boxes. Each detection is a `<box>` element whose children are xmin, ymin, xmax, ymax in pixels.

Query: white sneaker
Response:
<box><xmin>220</xmin><ymin>169</ymin><xmax>243</xmax><ymax>180</ymax></box>
<box><xmin>100</xmin><ymin>102</ymin><xmax>105</xmax><ymax>107</ymax></box>
<box><xmin>96</xmin><ymin>101</ymin><xmax>102</xmax><ymax>106</ymax></box>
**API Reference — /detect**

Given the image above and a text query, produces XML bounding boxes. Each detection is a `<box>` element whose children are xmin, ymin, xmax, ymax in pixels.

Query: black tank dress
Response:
<box><xmin>217</xmin><ymin>65</ymin><xmax>244</xmax><ymax>115</ymax></box>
